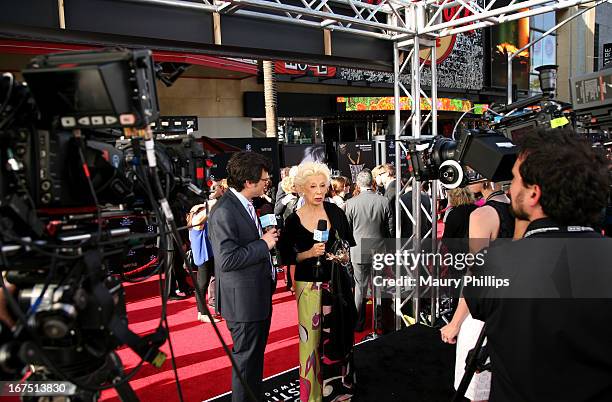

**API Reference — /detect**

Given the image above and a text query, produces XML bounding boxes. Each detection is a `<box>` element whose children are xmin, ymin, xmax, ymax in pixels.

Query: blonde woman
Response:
<box><xmin>278</xmin><ymin>162</ymin><xmax>356</xmax><ymax>402</ymax></box>
<box><xmin>278</xmin><ymin>176</ymin><xmax>299</xmax><ymax>221</ymax></box>
<box><xmin>328</xmin><ymin>176</ymin><xmax>348</xmax><ymax>210</ymax></box>
<box><xmin>372</xmin><ymin>164</ymin><xmax>385</xmax><ymax>194</ymax></box>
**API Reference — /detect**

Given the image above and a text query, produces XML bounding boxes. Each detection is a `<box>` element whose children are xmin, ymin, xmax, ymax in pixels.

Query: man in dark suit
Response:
<box><xmin>345</xmin><ymin>169</ymin><xmax>394</xmax><ymax>331</ymax></box>
<box><xmin>208</xmin><ymin>151</ymin><xmax>279</xmax><ymax>402</ymax></box>
<box><xmin>464</xmin><ymin>128</ymin><xmax>612</xmax><ymax>402</ymax></box>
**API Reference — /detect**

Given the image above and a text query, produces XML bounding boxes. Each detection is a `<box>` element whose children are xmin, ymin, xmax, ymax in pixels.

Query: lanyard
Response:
<box><xmin>523</xmin><ymin>225</ymin><xmax>594</xmax><ymax>238</ymax></box>
<box><xmin>485</xmin><ymin>190</ymin><xmax>505</xmax><ymax>203</ymax></box>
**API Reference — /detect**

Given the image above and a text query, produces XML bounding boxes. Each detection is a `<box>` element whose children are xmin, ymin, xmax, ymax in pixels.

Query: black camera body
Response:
<box><xmin>405</xmin><ymin>129</ymin><xmax>518</xmax><ymax>188</ymax></box>
<box><xmin>0</xmin><ymin>49</ymin><xmax>178</xmax><ymax>395</ymax></box>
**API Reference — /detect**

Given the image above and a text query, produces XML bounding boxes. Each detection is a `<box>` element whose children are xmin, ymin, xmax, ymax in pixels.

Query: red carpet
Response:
<box><xmin>100</xmin><ymin>274</ymin><xmax>372</xmax><ymax>402</ymax></box>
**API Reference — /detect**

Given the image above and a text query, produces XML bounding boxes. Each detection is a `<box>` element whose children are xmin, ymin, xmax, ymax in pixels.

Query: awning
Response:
<box><xmin>0</xmin><ymin>39</ymin><xmax>257</xmax><ymax>75</ymax></box>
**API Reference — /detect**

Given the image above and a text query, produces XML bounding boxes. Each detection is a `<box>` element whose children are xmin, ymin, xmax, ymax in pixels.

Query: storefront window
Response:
<box><xmin>279</xmin><ymin>118</ymin><xmax>323</xmax><ymax>144</ymax></box>
<box><xmin>251</xmin><ymin>117</ymin><xmax>323</xmax><ymax>143</ymax></box>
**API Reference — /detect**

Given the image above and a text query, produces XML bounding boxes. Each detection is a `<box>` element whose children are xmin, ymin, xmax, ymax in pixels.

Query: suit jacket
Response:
<box><xmin>464</xmin><ymin>218</ymin><xmax>612</xmax><ymax>402</ymax></box>
<box><xmin>384</xmin><ymin>179</ymin><xmax>397</xmax><ymax>204</ymax></box>
<box><xmin>273</xmin><ymin>186</ymin><xmax>287</xmax><ymax>216</ymax></box>
<box><xmin>344</xmin><ymin>189</ymin><xmax>394</xmax><ymax>264</ymax></box>
<box><xmin>208</xmin><ymin>190</ymin><xmax>274</xmax><ymax>322</ymax></box>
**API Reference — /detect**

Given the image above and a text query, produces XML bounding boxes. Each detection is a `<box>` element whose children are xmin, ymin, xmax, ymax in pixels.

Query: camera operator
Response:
<box><xmin>463</xmin><ymin>127</ymin><xmax>612</xmax><ymax>402</ymax></box>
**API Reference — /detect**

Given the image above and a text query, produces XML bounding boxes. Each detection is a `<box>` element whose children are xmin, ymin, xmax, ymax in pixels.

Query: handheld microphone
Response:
<box><xmin>313</xmin><ymin>219</ymin><xmax>329</xmax><ymax>278</ymax></box>
<box><xmin>259</xmin><ymin>204</ymin><xmax>278</xmax><ymax>256</ymax></box>
<box><xmin>259</xmin><ymin>204</ymin><xmax>277</xmax><ymax>233</ymax></box>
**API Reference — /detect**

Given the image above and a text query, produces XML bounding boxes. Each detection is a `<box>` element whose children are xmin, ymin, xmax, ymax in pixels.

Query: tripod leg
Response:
<box><xmin>114</xmin><ymin>381</ymin><xmax>140</xmax><ymax>402</ymax></box>
<box><xmin>108</xmin><ymin>352</ymin><xmax>139</xmax><ymax>402</ymax></box>
<box><xmin>452</xmin><ymin>325</ymin><xmax>488</xmax><ymax>402</ymax></box>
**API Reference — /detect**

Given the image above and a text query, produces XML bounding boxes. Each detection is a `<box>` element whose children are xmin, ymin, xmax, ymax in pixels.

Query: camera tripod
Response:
<box><xmin>451</xmin><ymin>324</ymin><xmax>490</xmax><ymax>402</ymax></box>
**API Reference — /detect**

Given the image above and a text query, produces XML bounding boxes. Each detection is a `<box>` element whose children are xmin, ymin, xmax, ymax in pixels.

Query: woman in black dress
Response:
<box><xmin>278</xmin><ymin>162</ymin><xmax>356</xmax><ymax>402</ymax></box>
<box><xmin>442</xmin><ymin>187</ymin><xmax>478</xmax><ymax>250</ymax></box>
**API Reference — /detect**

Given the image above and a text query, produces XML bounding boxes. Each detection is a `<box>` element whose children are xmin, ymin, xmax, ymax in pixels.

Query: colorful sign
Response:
<box><xmin>341</xmin><ymin>97</ymin><xmax>488</xmax><ymax>114</ymax></box>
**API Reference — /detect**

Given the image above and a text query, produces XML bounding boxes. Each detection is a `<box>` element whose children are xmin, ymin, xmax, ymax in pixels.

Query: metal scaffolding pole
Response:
<box><xmin>429</xmin><ymin>41</ymin><xmax>440</xmax><ymax>324</ymax></box>
<box><xmin>392</xmin><ymin>1</ymin><xmax>442</xmax><ymax>328</ymax></box>
<box><xmin>392</xmin><ymin>40</ymin><xmax>404</xmax><ymax>330</ymax></box>
<box><xmin>410</xmin><ymin>21</ymin><xmax>422</xmax><ymax>323</ymax></box>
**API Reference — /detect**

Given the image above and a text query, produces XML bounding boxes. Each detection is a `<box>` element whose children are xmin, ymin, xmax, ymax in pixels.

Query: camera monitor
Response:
<box><xmin>23</xmin><ymin>49</ymin><xmax>159</xmax><ymax>130</ymax></box>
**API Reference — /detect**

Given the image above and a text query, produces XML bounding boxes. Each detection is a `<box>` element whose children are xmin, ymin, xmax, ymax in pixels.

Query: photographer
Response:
<box><xmin>463</xmin><ymin>127</ymin><xmax>612</xmax><ymax>402</ymax></box>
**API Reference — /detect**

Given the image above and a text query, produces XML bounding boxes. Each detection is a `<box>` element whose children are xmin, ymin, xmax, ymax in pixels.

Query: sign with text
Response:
<box><xmin>603</xmin><ymin>43</ymin><xmax>612</xmax><ymax>68</ymax></box>
<box><xmin>274</xmin><ymin>61</ymin><xmax>336</xmax><ymax>77</ymax></box>
<box><xmin>571</xmin><ymin>68</ymin><xmax>612</xmax><ymax>110</ymax></box>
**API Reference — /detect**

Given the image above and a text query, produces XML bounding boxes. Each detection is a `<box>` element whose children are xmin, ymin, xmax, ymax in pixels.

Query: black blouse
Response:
<box><xmin>279</xmin><ymin>202</ymin><xmax>356</xmax><ymax>282</ymax></box>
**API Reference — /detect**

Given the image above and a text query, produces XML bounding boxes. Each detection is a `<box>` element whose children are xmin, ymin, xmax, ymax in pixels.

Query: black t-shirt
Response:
<box><xmin>278</xmin><ymin>202</ymin><xmax>355</xmax><ymax>282</ymax></box>
<box><xmin>464</xmin><ymin>218</ymin><xmax>612</xmax><ymax>402</ymax></box>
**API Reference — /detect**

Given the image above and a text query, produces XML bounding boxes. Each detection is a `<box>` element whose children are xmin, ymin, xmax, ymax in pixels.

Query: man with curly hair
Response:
<box><xmin>208</xmin><ymin>151</ymin><xmax>278</xmax><ymax>402</ymax></box>
<box><xmin>464</xmin><ymin>127</ymin><xmax>612</xmax><ymax>402</ymax></box>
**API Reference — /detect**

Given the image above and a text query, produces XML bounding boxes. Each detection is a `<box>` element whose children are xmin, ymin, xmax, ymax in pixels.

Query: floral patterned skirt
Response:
<box><xmin>296</xmin><ymin>281</ymin><xmax>355</xmax><ymax>402</ymax></box>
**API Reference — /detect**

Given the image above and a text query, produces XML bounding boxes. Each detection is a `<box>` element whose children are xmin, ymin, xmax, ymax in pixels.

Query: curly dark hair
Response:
<box><xmin>517</xmin><ymin>127</ymin><xmax>609</xmax><ymax>226</ymax></box>
<box><xmin>226</xmin><ymin>151</ymin><xmax>273</xmax><ymax>191</ymax></box>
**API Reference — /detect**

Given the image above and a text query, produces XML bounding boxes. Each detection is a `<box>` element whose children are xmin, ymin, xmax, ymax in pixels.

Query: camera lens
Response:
<box><xmin>431</xmin><ymin>137</ymin><xmax>457</xmax><ymax>167</ymax></box>
<box><xmin>438</xmin><ymin>160</ymin><xmax>464</xmax><ymax>189</ymax></box>
<box><xmin>441</xmin><ymin>166</ymin><xmax>456</xmax><ymax>181</ymax></box>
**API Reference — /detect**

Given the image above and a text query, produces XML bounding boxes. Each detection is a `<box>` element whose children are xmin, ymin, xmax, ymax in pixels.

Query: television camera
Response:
<box><xmin>404</xmin><ymin>129</ymin><xmax>518</xmax><ymax>189</ymax></box>
<box><xmin>0</xmin><ymin>49</ymin><xmax>209</xmax><ymax>401</ymax></box>
<box><xmin>404</xmin><ymin>65</ymin><xmax>574</xmax><ymax>188</ymax></box>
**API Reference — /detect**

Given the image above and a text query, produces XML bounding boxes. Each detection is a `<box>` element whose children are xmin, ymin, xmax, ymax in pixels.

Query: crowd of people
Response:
<box><xmin>0</xmin><ymin>120</ymin><xmax>610</xmax><ymax>402</ymax></box>
<box><xmin>146</xmin><ymin>124</ymin><xmax>612</xmax><ymax>402</ymax></box>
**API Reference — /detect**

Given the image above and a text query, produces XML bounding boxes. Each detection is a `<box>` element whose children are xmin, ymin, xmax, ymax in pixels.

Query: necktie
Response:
<box><xmin>247</xmin><ymin>202</ymin><xmax>262</xmax><ymax>235</ymax></box>
<box><xmin>248</xmin><ymin>202</ymin><xmax>275</xmax><ymax>280</ymax></box>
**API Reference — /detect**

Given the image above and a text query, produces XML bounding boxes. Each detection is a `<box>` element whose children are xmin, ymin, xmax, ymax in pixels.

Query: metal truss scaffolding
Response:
<box><xmin>127</xmin><ymin>0</ymin><xmax>597</xmax><ymax>40</ymax></box>
<box><xmin>126</xmin><ymin>0</ymin><xmax>600</xmax><ymax>328</ymax></box>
